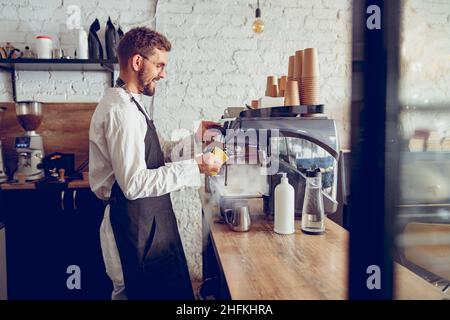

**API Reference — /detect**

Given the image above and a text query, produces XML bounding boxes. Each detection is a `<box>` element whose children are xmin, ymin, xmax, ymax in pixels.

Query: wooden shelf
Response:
<box><xmin>0</xmin><ymin>58</ymin><xmax>118</xmax><ymax>71</ymax></box>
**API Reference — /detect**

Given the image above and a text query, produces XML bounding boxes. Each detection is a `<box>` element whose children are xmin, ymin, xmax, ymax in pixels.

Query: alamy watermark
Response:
<box><xmin>366</xmin><ymin>264</ymin><xmax>381</xmax><ymax>290</ymax></box>
<box><xmin>366</xmin><ymin>5</ymin><xmax>381</xmax><ymax>30</ymax></box>
<box><xmin>168</xmin><ymin>126</ymin><xmax>281</xmax><ymax>175</ymax></box>
<box><xmin>66</xmin><ymin>265</ymin><xmax>81</xmax><ymax>290</ymax></box>
<box><xmin>66</xmin><ymin>5</ymin><xmax>81</xmax><ymax>30</ymax></box>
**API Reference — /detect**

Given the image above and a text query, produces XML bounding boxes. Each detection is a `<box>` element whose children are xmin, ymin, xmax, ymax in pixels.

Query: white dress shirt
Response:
<box><xmin>89</xmin><ymin>87</ymin><xmax>201</xmax><ymax>299</ymax></box>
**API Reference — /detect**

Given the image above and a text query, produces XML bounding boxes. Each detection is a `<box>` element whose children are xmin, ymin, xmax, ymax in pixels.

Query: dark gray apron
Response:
<box><xmin>108</xmin><ymin>79</ymin><xmax>194</xmax><ymax>300</ymax></box>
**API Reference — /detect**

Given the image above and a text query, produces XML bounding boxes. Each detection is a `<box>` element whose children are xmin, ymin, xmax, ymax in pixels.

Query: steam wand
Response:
<box><xmin>224</xmin><ymin>144</ymin><xmax>228</xmax><ymax>186</ymax></box>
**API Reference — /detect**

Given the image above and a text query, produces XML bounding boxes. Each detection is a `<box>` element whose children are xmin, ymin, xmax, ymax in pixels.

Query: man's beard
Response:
<box><xmin>137</xmin><ymin>68</ymin><xmax>155</xmax><ymax>96</ymax></box>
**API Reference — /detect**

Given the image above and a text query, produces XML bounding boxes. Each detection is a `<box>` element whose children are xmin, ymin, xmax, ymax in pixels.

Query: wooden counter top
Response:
<box><xmin>0</xmin><ymin>178</ymin><xmax>90</xmax><ymax>190</ymax></box>
<box><xmin>200</xmin><ymin>190</ymin><xmax>448</xmax><ymax>300</ymax></box>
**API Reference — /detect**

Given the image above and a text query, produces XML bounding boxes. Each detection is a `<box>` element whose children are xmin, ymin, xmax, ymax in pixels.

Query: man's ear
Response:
<box><xmin>130</xmin><ymin>54</ymin><xmax>143</xmax><ymax>72</ymax></box>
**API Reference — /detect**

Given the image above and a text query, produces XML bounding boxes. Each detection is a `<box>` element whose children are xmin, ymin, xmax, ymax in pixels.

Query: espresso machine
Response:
<box><xmin>206</xmin><ymin>105</ymin><xmax>339</xmax><ymax>217</ymax></box>
<box><xmin>13</xmin><ymin>101</ymin><xmax>45</xmax><ymax>181</ymax></box>
<box><xmin>0</xmin><ymin>106</ymin><xmax>7</xmax><ymax>183</ymax></box>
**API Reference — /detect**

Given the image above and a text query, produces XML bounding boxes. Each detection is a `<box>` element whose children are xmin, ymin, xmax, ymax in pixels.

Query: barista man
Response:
<box><xmin>89</xmin><ymin>27</ymin><xmax>223</xmax><ymax>299</ymax></box>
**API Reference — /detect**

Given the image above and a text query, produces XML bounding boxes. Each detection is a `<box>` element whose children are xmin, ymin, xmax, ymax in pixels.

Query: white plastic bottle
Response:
<box><xmin>274</xmin><ymin>172</ymin><xmax>295</xmax><ymax>234</ymax></box>
<box><xmin>77</xmin><ymin>28</ymin><xmax>88</xmax><ymax>59</ymax></box>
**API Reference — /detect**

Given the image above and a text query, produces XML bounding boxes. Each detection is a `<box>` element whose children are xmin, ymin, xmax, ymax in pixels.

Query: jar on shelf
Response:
<box><xmin>35</xmin><ymin>35</ymin><xmax>52</xmax><ymax>59</ymax></box>
<box><xmin>22</xmin><ymin>46</ymin><xmax>35</xmax><ymax>58</ymax></box>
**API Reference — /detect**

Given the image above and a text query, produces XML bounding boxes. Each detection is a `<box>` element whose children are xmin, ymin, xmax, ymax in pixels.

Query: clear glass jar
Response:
<box><xmin>301</xmin><ymin>169</ymin><xmax>325</xmax><ymax>234</ymax></box>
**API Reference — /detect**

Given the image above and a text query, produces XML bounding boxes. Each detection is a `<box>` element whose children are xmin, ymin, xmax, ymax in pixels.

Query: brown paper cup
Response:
<box><xmin>301</xmin><ymin>76</ymin><xmax>320</xmax><ymax>82</ymax></box>
<box><xmin>301</xmin><ymin>100</ymin><xmax>321</xmax><ymax>106</ymax></box>
<box><xmin>266</xmin><ymin>83</ymin><xmax>279</xmax><ymax>97</ymax></box>
<box><xmin>300</xmin><ymin>82</ymin><xmax>320</xmax><ymax>104</ymax></box>
<box><xmin>266</xmin><ymin>75</ymin><xmax>277</xmax><ymax>87</ymax></box>
<box><xmin>250</xmin><ymin>100</ymin><xmax>259</xmax><ymax>108</ymax></box>
<box><xmin>300</xmin><ymin>76</ymin><xmax>320</xmax><ymax>100</ymax></box>
<box><xmin>293</xmin><ymin>50</ymin><xmax>304</xmax><ymax>80</ymax></box>
<box><xmin>288</xmin><ymin>56</ymin><xmax>295</xmax><ymax>81</ymax></box>
<box><xmin>277</xmin><ymin>76</ymin><xmax>288</xmax><ymax>97</ymax></box>
<box><xmin>265</xmin><ymin>76</ymin><xmax>278</xmax><ymax>97</ymax></box>
<box><xmin>300</xmin><ymin>86</ymin><xmax>320</xmax><ymax>94</ymax></box>
<box><xmin>279</xmin><ymin>76</ymin><xmax>287</xmax><ymax>91</ymax></box>
<box><xmin>301</xmin><ymin>86</ymin><xmax>320</xmax><ymax>93</ymax></box>
<box><xmin>302</xmin><ymin>48</ymin><xmax>319</xmax><ymax>77</ymax></box>
<box><xmin>301</xmin><ymin>79</ymin><xmax>320</xmax><ymax>85</ymax></box>
<box><xmin>277</xmin><ymin>79</ymin><xmax>284</xmax><ymax>97</ymax></box>
<box><xmin>284</xmin><ymin>80</ymin><xmax>300</xmax><ymax>106</ymax></box>
<box><xmin>301</xmin><ymin>96</ymin><xmax>321</xmax><ymax>105</ymax></box>
<box><xmin>301</xmin><ymin>93</ymin><xmax>320</xmax><ymax>98</ymax></box>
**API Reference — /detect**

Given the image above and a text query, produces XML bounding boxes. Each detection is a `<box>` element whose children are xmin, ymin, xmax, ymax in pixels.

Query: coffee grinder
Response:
<box><xmin>13</xmin><ymin>101</ymin><xmax>45</xmax><ymax>181</ymax></box>
<box><xmin>0</xmin><ymin>106</ymin><xmax>7</xmax><ymax>183</ymax></box>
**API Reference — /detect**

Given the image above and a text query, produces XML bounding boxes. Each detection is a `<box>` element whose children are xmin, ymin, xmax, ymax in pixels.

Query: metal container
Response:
<box><xmin>15</xmin><ymin>101</ymin><xmax>43</xmax><ymax>134</ymax></box>
<box><xmin>15</xmin><ymin>101</ymin><xmax>42</xmax><ymax>116</ymax></box>
<box><xmin>224</xmin><ymin>206</ymin><xmax>251</xmax><ymax>232</ymax></box>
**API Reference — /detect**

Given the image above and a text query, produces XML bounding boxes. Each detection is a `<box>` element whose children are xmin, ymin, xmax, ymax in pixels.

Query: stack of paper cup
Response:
<box><xmin>287</xmin><ymin>55</ymin><xmax>295</xmax><ymax>81</ymax></box>
<box><xmin>278</xmin><ymin>76</ymin><xmax>287</xmax><ymax>97</ymax></box>
<box><xmin>284</xmin><ymin>80</ymin><xmax>300</xmax><ymax>106</ymax></box>
<box><xmin>265</xmin><ymin>75</ymin><xmax>279</xmax><ymax>97</ymax></box>
<box><xmin>300</xmin><ymin>48</ymin><xmax>320</xmax><ymax>105</ymax></box>
<box><xmin>293</xmin><ymin>50</ymin><xmax>303</xmax><ymax>92</ymax></box>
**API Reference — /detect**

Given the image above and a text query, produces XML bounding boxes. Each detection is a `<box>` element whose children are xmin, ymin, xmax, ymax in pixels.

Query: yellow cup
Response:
<box><xmin>210</xmin><ymin>147</ymin><xmax>229</xmax><ymax>176</ymax></box>
<box><xmin>212</xmin><ymin>147</ymin><xmax>229</xmax><ymax>163</ymax></box>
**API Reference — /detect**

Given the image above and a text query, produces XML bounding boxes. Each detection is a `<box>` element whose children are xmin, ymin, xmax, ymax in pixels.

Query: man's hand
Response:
<box><xmin>195</xmin><ymin>120</ymin><xmax>222</xmax><ymax>143</ymax></box>
<box><xmin>195</xmin><ymin>153</ymin><xmax>224</xmax><ymax>176</ymax></box>
<box><xmin>203</xmin><ymin>140</ymin><xmax>224</xmax><ymax>153</ymax></box>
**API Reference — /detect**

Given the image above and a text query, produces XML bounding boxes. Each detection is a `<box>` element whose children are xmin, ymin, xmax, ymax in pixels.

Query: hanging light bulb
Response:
<box><xmin>252</xmin><ymin>0</ymin><xmax>264</xmax><ymax>34</ymax></box>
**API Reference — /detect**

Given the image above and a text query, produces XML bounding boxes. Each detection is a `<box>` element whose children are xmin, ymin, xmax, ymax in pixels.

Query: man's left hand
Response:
<box><xmin>195</xmin><ymin>120</ymin><xmax>221</xmax><ymax>143</ymax></box>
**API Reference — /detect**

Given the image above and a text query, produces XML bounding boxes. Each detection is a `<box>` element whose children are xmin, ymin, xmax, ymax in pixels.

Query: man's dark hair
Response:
<box><xmin>117</xmin><ymin>27</ymin><xmax>171</xmax><ymax>68</ymax></box>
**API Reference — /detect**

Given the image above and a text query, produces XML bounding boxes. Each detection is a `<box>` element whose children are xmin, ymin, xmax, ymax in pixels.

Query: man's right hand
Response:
<box><xmin>195</xmin><ymin>153</ymin><xmax>224</xmax><ymax>176</ymax></box>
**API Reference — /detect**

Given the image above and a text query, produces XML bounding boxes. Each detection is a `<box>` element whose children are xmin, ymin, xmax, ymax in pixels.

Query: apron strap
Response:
<box><xmin>115</xmin><ymin>77</ymin><xmax>151</xmax><ymax>121</ymax></box>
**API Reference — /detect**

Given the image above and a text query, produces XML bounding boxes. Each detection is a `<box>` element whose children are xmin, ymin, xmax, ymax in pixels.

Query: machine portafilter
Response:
<box><xmin>206</xmin><ymin>120</ymin><xmax>238</xmax><ymax>186</ymax></box>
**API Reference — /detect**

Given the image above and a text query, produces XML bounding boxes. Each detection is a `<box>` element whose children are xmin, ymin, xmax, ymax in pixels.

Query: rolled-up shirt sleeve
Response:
<box><xmin>104</xmin><ymin>108</ymin><xmax>201</xmax><ymax>200</ymax></box>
